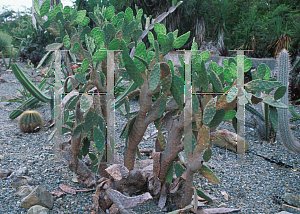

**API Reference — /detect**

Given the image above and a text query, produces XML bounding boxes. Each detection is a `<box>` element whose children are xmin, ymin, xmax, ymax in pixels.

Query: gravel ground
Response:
<box><xmin>0</xmin><ymin>64</ymin><xmax>299</xmax><ymax>213</ymax></box>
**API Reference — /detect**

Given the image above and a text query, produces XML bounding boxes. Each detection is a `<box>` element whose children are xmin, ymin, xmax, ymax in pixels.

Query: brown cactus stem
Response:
<box><xmin>158</xmin><ymin>112</ymin><xmax>184</xmax><ymax>183</ymax></box>
<box><xmin>124</xmin><ymin>80</ymin><xmax>153</xmax><ymax>171</ymax></box>
<box><xmin>181</xmin><ymin>168</ymin><xmax>194</xmax><ymax>208</ymax></box>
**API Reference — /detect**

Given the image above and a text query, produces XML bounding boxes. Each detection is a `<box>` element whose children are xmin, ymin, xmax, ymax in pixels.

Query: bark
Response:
<box><xmin>124</xmin><ymin>79</ymin><xmax>152</xmax><ymax>170</ymax></box>
<box><xmin>158</xmin><ymin>112</ymin><xmax>184</xmax><ymax>183</ymax></box>
<box><xmin>181</xmin><ymin>169</ymin><xmax>194</xmax><ymax>208</ymax></box>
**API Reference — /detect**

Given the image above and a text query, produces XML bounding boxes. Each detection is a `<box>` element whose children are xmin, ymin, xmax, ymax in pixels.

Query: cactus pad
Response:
<box><xmin>203</xmin><ymin>98</ymin><xmax>216</xmax><ymax>126</ymax></box>
<box><xmin>245</xmin><ymin>79</ymin><xmax>282</xmax><ymax>92</ymax></box>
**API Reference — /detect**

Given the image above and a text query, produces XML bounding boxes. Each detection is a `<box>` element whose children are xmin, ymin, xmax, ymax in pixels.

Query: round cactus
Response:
<box><xmin>18</xmin><ymin>111</ymin><xmax>43</xmax><ymax>133</ymax></box>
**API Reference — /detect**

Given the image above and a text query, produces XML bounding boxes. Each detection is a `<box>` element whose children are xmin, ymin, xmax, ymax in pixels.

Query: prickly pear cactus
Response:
<box><xmin>18</xmin><ymin>111</ymin><xmax>43</xmax><ymax>133</ymax></box>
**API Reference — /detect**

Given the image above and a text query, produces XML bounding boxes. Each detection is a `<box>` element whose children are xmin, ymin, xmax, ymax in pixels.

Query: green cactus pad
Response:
<box><xmin>79</xmin><ymin>26</ymin><xmax>91</xmax><ymax>40</ymax></box>
<box><xmin>73</xmin><ymin>43</ymin><xmax>79</xmax><ymax>52</ymax></box>
<box><xmin>157</xmin><ymin>34</ymin><xmax>171</xmax><ymax>46</ymax></box>
<box><xmin>244</xmin><ymin>59</ymin><xmax>252</xmax><ymax>72</ymax></box>
<box><xmin>123</xmin><ymin>20</ymin><xmax>135</xmax><ymax>40</ymax></box>
<box><xmin>210</xmin><ymin>70</ymin><xmax>223</xmax><ymax>93</ymax></box>
<box><xmin>108</xmin><ymin>38</ymin><xmax>121</xmax><ymax>50</ymax></box>
<box><xmin>104</xmin><ymin>5</ymin><xmax>115</xmax><ymax>20</ymax></box>
<box><xmin>75</xmin><ymin>72</ymin><xmax>87</xmax><ymax>84</ymax></box>
<box><xmin>84</xmin><ymin>109</ymin><xmax>98</xmax><ymax>131</ymax></box>
<box><xmin>175</xmin><ymin>163</ymin><xmax>185</xmax><ymax>178</ymax></box>
<box><xmin>263</xmin><ymin>65</ymin><xmax>271</xmax><ymax>80</ymax></box>
<box><xmin>223</xmin><ymin>109</ymin><xmax>236</xmax><ymax>119</ymax></box>
<box><xmin>154</xmin><ymin>23</ymin><xmax>167</xmax><ymax>35</ymax></box>
<box><xmin>124</xmin><ymin>7</ymin><xmax>133</xmax><ymax>23</ymax></box>
<box><xmin>158</xmin><ymin>95</ymin><xmax>167</xmax><ymax>118</ymax></box>
<box><xmin>215</xmin><ymin>66</ymin><xmax>224</xmax><ymax>75</ymax></box>
<box><xmin>40</xmin><ymin>0</ymin><xmax>50</xmax><ymax>17</ymax></box>
<box><xmin>200</xmin><ymin>51</ymin><xmax>210</xmax><ymax>63</ymax></box>
<box><xmin>198</xmin><ymin>165</ymin><xmax>220</xmax><ymax>184</ymax></box>
<box><xmin>161</xmin><ymin>44</ymin><xmax>172</xmax><ymax>56</ymax></box>
<box><xmin>218</xmin><ymin>72</ymin><xmax>224</xmax><ymax>84</ymax></box>
<box><xmin>149</xmin><ymin>63</ymin><xmax>161</xmax><ymax>91</ymax></box>
<box><xmin>80</xmin><ymin>93</ymin><xmax>93</xmax><ymax>112</ymax></box>
<box><xmin>133</xmin><ymin>42</ymin><xmax>147</xmax><ymax>72</ymax></box>
<box><xmin>255</xmin><ymin>63</ymin><xmax>267</xmax><ymax>79</ymax></box>
<box><xmin>245</xmin><ymin>79</ymin><xmax>282</xmax><ymax>92</ymax></box>
<box><xmin>226</xmin><ymin>85</ymin><xmax>238</xmax><ymax>103</ymax></box>
<box><xmin>73</xmin><ymin>122</ymin><xmax>83</xmax><ymax>136</ymax></box>
<box><xmin>103</xmin><ymin>23</ymin><xmax>116</xmax><ymax>46</ymax></box>
<box><xmin>63</xmin><ymin>35</ymin><xmax>71</xmax><ymax>50</ymax></box>
<box><xmin>81</xmin><ymin>58</ymin><xmax>89</xmax><ymax>72</ymax></box>
<box><xmin>170</xmin><ymin>75</ymin><xmax>184</xmax><ymax>111</ymax></box>
<box><xmin>76</xmin><ymin>10</ymin><xmax>86</xmax><ymax>23</ymax></box>
<box><xmin>262</xmin><ymin>94</ymin><xmax>287</xmax><ymax>108</ymax></box>
<box><xmin>203</xmin><ymin>148</ymin><xmax>212</xmax><ymax>162</ymax></box>
<box><xmin>148</xmin><ymin>31</ymin><xmax>155</xmax><ymax>45</ymax></box>
<box><xmin>121</xmin><ymin>40</ymin><xmax>144</xmax><ymax>87</ymax></box>
<box><xmin>223</xmin><ymin>59</ymin><xmax>229</xmax><ymax>68</ymax></box>
<box><xmin>161</xmin><ymin>72</ymin><xmax>172</xmax><ymax>93</ymax></box>
<box><xmin>208</xmin><ymin>108</ymin><xmax>225</xmax><ymax>128</ymax></box>
<box><xmin>197</xmin><ymin>60</ymin><xmax>209</xmax><ymax>92</ymax></box>
<box><xmin>173</xmin><ymin>31</ymin><xmax>190</xmax><ymax>49</ymax></box>
<box><xmin>167</xmin><ymin>60</ymin><xmax>175</xmax><ymax>75</ymax></box>
<box><xmin>18</xmin><ymin>111</ymin><xmax>43</xmax><ymax>133</ymax></box>
<box><xmin>229</xmin><ymin>62</ymin><xmax>237</xmax><ymax>79</ymax></box>
<box><xmin>203</xmin><ymin>98</ymin><xmax>216</xmax><ymax>126</ymax></box>
<box><xmin>274</xmin><ymin>86</ymin><xmax>287</xmax><ymax>100</ymax></box>
<box><xmin>92</xmin><ymin>49</ymin><xmax>107</xmax><ymax>62</ymax></box>
<box><xmin>94</xmin><ymin>126</ymin><xmax>105</xmax><ymax>154</ymax></box>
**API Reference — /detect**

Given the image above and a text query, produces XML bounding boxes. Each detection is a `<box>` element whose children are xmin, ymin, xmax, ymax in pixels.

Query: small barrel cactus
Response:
<box><xmin>18</xmin><ymin>111</ymin><xmax>43</xmax><ymax>133</ymax></box>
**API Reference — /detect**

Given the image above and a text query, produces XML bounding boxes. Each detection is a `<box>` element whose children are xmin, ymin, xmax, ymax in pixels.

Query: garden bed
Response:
<box><xmin>0</xmin><ymin>64</ymin><xmax>300</xmax><ymax>213</ymax></box>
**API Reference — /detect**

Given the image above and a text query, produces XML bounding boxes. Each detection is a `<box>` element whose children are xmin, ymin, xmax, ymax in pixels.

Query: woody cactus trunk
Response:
<box><xmin>35</xmin><ymin>1</ymin><xmax>289</xmax><ymax>213</ymax></box>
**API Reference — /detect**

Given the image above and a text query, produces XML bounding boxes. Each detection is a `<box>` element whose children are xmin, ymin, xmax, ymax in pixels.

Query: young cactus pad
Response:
<box><xmin>18</xmin><ymin>111</ymin><xmax>43</xmax><ymax>133</ymax></box>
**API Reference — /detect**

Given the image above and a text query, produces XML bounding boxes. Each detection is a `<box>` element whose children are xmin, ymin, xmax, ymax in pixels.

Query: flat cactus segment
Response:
<box><xmin>148</xmin><ymin>31</ymin><xmax>155</xmax><ymax>45</ymax></box>
<box><xmin>244</xmin><ymin>58</ymin><xmax>252</xmax><ymax>72</ymax></box>
<box><xmin>94</xmin><ymin>126</ymin><xmax>106</xmax><ymax>154</ymax></box>
<box><xmin>123</xmin><ymin>20</ymin><xmax>135</xmax><ymax>40</ymax></box>
<box><xmin>170</xmin><ymin>75</ymin><xmax>184</xmax><ymax>111</ymax></box>
<box><xmin>84</xmin><ymin>109</ymin><xmax>98</xmax><ymax>131</ymax></box>
<box><xmin>92</xmin><ymin>49</ymin><xmax>107</xmax><ymax>62</ymax></box>
<box><xmin>76</xmin><ymin>10</ymin><xmax>86</xmax><ymax>23</ymax></box>
<box><xmin>245</xmin><ymin>79</ymin><xmax>282</xmax><ymax>92</ymax></box>
<box><xmin>80</xmin><ymin>93</ymin><xmax>93</xmax><ymax>112</ymax></box>
<box><xmin>63</xmin><ymin>35</ymin><xmax>71</xmax><ymax>49</ymax></box>
<box><xmin>203</xmin><ymin>148</ymin><xmax>212</xmax><ymax>162</ymax></box>
<box><xmin>262</xmin><ymin>94</ymin><xmax>287</xmax><ymax>108</ymax></box>
<box><xmin>210</xmin><ymin>70</ymin><xmax>223</xmax><ymax>93</ymax></box>
<box><xmin>158</xmin><ymin>95</ymin><xmax>167</xmax><ymax>118</ymax></box>
<box><xmin>81</xmin><ymin>59</ymin><xmax>89</xmax><ymax>72</ymax></box>
<box><xmin>72</xmin><ymin>42</ymin><xmax>79</xmax><ymax>52</ymax></box>
<box><xmin>108</xmin><ymin>38</ymin><xmax>121</xmax><ymax>50</ymax></box>
<box><xmin>215</xmin><ymin>66</ymin><xmax>223</xmax><ymax>75</ymax></box>
<box><xmin>103</xmin><ymin>23</ymin><xmax>116</xmax><ymax>46</ymax></box>
<box><xmin>274</xmin><ymin>86</ymin><xmax>287</xmax><ymax>100</ymax></box>
<box><xmin>223</xmin><ymin>109</ymin><xmax>236</xmax><ymax>120</ymax></box>
<box><xmin>198</xmin><ymin>165</ymin><xmax>220</xmax><ymax>185</ymax></box>
<box><xmin>223</xmin><ymin>59</ymin><xmax>229</xmax><ymax>68</ymax></box>
<box><xmin>40</xmin><ymin>0</ymin><xmax>50</xmax><ymax>17</ymax></box>
<box><xmin>104</xmin><ymin>5</ymin><xmax>115</xmax><ymax>20</ymax></box>
<box><xmin>124</xmin><ymin>7</ymin><xmax>133</xmax><ymax>23</ymax></box>
<box><xmin>75</xmin><ymin>72</ymin><xmax>86</xmax><ymax>84</ymax></box>
<box><xmin>173</xmin><ymin>31</ymin><xmax>190</xmax><ymax>49</ymax></box>
<box><xmin>79</xmin><ymin>26</ymin><xmax>91</xmax><ymax>40</ymax></box>
<box><xmin>149</xmin><ymin>63</ymin><xmax>161</xmax><ymax>91</ymax></box>
<box><xmin>226</xmin><ymin>85</ymin><xmax>238</xmax><ymax>103</ymax></box>
<box><xmin>229</xmin><ymin>62</ymin><xmax>237</xmax><ymax>79</ymax></box>
<box><xmin>197</xmin><ymin>60</ymin><xmax>209</xmax><ymax>92</ymax></box>
<box><xmin>133</xmin><ymin>42</ymin><xmax>147</xmax><ymax>72</ymax></box>
<box><xmin>200</xmin><ymin>51</ymin><xmax>210</xmax><ymax>63</ymax></box>
<box><xmin>157</xmin><ymin>34</ymin><xmax>171</xmax><ymax>46</ymax></box>
<box><xmin>208</xmin><ymin>108</ymin><xmax>225</xmax><ymax>128</ymax></box>
<box><xmin>161</xmin><ymin>73</ymin><xmax>172</xmax><ymax>94</ymax></box>
<box><xmin>18</xmin><ymin>111</ymin><xmax>43</xmax><ymax>133</ymax></box>
<box><xmin>203</xmin><ymin>98</ymin><xmax>216</xmax><ymax>126</ymax></box>
<box><xmin>255</xmin><ymin>63</ymin><xmax>267</xmax><ymax>79</ymax></box>
<box><xmin>263</xmin><ymin>65</ymin><xmax>271</xmax><ymax>80</ymax></box>
<box><xmin>120</xmin><ymin>40</ymin><xmax>144</xmax><ymax>87</ymax></box>
<box><xmin>154</xmin><ymin>23</ymin><xmax>167</xmax><ymax>35</ymax></box>
<box><xmin>223</xmin><ymin>68</ymin><xmax>232</xmax><ymax>84</ymax></box>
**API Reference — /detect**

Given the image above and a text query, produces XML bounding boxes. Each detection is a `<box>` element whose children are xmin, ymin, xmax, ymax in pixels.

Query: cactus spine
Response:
<box><xmin>276</xmin><ymin>49</ymin><xmax>300</xmax><ymax>154</ymax></box>
<box><xmin>18</xmin><ymin>111</ymin><xmax>43</xmax><ymax>133</ymax></box>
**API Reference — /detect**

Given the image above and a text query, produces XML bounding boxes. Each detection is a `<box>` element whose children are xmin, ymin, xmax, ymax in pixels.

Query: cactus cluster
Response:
<box><xmin>18</xmin><ymin>111</ymin><xmax>43</xmax><ymax>133</ymax></box>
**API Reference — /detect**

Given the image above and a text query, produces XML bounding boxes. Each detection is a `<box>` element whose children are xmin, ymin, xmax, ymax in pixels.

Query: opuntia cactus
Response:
<box><xmin>18</xmin><ymin>111</ymin><xmax>43</xmax><ymax>133</ymax></box>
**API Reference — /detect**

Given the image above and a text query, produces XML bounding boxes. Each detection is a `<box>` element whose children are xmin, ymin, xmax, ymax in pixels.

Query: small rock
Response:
<box><xmin>245</xmin><ymin>186</ymin><xmax>249</xmax><ymax>191</ymax></box>
<box><xmin>56</xmin><ymin>198</ymin><xmax>64</xmax><ymax>205</ymax></box>
<box><xmin>284</xmin><ymin>193</ymin><xmax>300</xmax><ymax>207</ymax></box>
<box><xmin>0</xmin><ymin>95</ymin><xmax>7</xmax><ymax>102</ymax></box>
<box><xmin>0</xmin><ymin>168</ymin><xmax>12</xmax><ymax>178</ymax></box>
<box><xmin>218</xmin><ymin>202</ymin><xmax>227</xmax><ymax>208</ymax></box>
<box><xmin>11</xmin><ymin>176</ymin><xmax>34</xmax><ymax>189</ymax></box>
<box><xmin>20</xmin><ymin>185</ymin><xmax>54</xmax><ymax>209</ymax></box>
<box><xmin>14</xmin><ymin>185</ymin><xmax>34</xmax><ymax>198</ymax></box>
<box><xmin>214</xmin><ymin>129</ymin><xmax>249</xmax><ymax>154</ymax></box>
<box><xmin>290</xmin><ymin>124</ymin><xmax>297</xmax><ymax>130</ymax></box>
<box><xmin>275</xmin><ymin>212</ymin><xmax>293</xmax><ymax>214</ymax></box>
<box><xmin>28</xmin><ymin>205</ymin><xmax>50</xmax><ymax>214</ymax></box>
